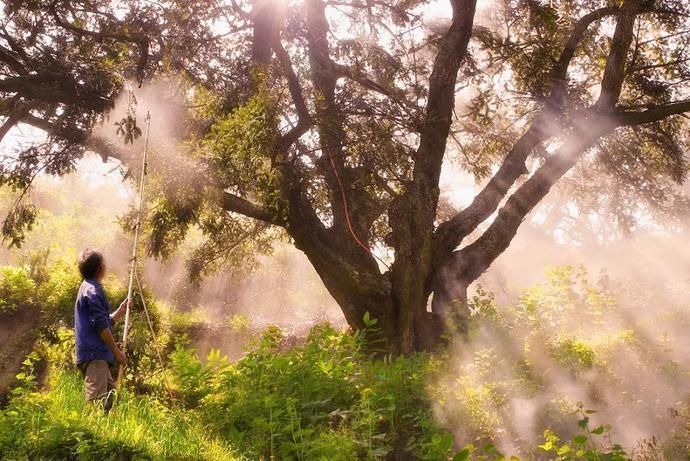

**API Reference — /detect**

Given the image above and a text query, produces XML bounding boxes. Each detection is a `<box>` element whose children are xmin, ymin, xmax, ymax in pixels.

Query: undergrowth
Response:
<box><xmin>0</xmin><ymin>322</ymin><xmax>645</xmax><ymax>461</ymax></box>
<box><xmin>174</xmin><ymin>324</ymin><xmax>451</xmax><ymax>460</ymax></box>
<box><xmin>1</xmin><ymin>263</ymin><xmax>689</xmax><ymax>459</ymax></box>
<box><xmin>0</xmin><ymin>369</ymin><xmax>240</xmax><ymax>460</ymax></box>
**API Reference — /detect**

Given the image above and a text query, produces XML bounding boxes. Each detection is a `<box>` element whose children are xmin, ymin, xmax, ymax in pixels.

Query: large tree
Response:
<box><xmin>1</xmin><ymin>0</ymin><xmax>689</xmax><ymax>353</ymax></box>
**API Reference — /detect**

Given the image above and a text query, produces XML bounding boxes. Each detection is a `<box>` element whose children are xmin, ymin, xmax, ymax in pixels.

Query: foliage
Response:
<box><xmin>0</xmin><ymin>252</ymin><xmax>172</xmax><ymax>397</ymax></box>
<box><xmin>1</xmin><ymin>317</ymin><xmax>653</xmax><ymax>461</ymax></box>
<box><xmin>0</xmin><ymin>371</ymin><xmax>240</xmax><ymax>460</ymax></box>
<box><xmin>0</xmin><ymin>265</ymin><xmax>36</xmax><ymax>314</ymax></box>
<box><xmin>431</xmin><ymin>264</ymin><xmax>690</xmax><ymax>455</ymax></box>
<box><xmin>168</xmin><ymin>323</ymin><xmax>453</xmax><ymax>460</ymax></box>
<box><xmin>203</xmin><ymin>92</ymin><xmax>283</xmax><ymax>218</ymax></box>
<box><xmin>1</xmin><ymin>204</ymin><xmax>38</xmax><ymax>249</ymax></box>
<box><xmin>35</xmin><ymin>258</ymin><xmax>82</xmax><ymax>324</ymax></box>
<box><xmin>2</xmin><ymin>261</ymin><xmax>689</xmax><ymax>460</ymax></box>
<box><xmin>538</xmin><ymin>406</ymin><xmax>629</xmax><ymax>461</ymax></box>
<box><xmin>145</xmin><ymin>88</ymin><xmax>283</xmax><ymax>282</ymax></box>
<box><xmin>10</xmin><ymin>351</ymin><xmax>41</xmax><ymax>398</ymax></box>
<box><xmin>115</xmin><ymin>92</ymin><xmax>144</xmax><ymax>145</ymax></box>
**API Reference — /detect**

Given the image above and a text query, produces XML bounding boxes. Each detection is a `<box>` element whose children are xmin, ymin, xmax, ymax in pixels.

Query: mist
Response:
<box><xmin>3</xmin><ymin>74</ymin><xmax>689</xmax><ymax>457</ymax></box>
<box><xmin>430</xmin><ymin>116</ymin><xmax>690</xmax><ymax>455</ymax></box>
<box><xmin>94</xmin><ymin>88</ymin><xmax>690</xmax><ymax>459</ymax></box>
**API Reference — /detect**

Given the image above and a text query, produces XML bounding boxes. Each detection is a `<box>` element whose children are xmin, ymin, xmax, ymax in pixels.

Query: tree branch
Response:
<box><xmin>274</xmin><ymin>39</ymin><xmax>312</xmax><ymax>151</ymax></box>
<box><xmin>388</xmin><ymin>0</ymin><xmax>477</xmax><ymax>268</ymax></box>
<box><xmin>431</xmin><ymin>0</ymin><xmax>658</xmax><ymax>275</ymax></box>
<box><xmin>13</xmin><ymin>112</ymin><xmax>52</xmax><ymax>132</ymax></box>
<box><xmin>449</xmin><ymin>113</ymin><xmax>617</xmax><ymax>285</ymax></box>
<box><xmin>10</xmin><ymin>111</ymin><xmax>129</xmax><ymax>163</ymax></box>
<box><xmin>596</xmin><ymin>0</ymin><xmax>644</xmax><ymax>110</ymax></box>
<box><xmin>431</xmin><ymin>119</ymin><xmax>549</xmax><ymax>268</ymax></box>
<box><xmin>49</xmin><ymin>1</ymin><xmax>150</xmax><ymax>84</ymax></box>
<box><xmin>412</xmin><ymin>0</ymin><xmax>477</xmax><ymax>184</ymax></box>
<box><xmin>0</xmin><ymin>73</ymin><xmax>111</xmax><ymax>110</ymax></box>
<box><xmin>332</xmin><ymin>62</ymin><xmax>418</xmax><ymax>111</ymax></box>
<box><xmin>221</xmin><ymin>191</ymin><xmax>285</xmax><ymax>226</ymax></box>
<box><xmin>50</xmin><ymin>3</ymin><xmax>147</xmax><ymax>43</ymax></box>
<box><xmin>304</xmin><ymin>0</ymin><xmax>381</xmax><ymax>248</ymax></box>
<box><xmin>548</xmin><ymin>5</ymin><xmax>621</xmax><ymax>109</ymax></box>
<box><xmin>552</xmin><ymin>6</ymin><xmax>621</xmax><ymax>81</ymax></box>
<box><xmin>0</xmin><ymin>45</ymin><xmax>28</xmax><ymax>76</ymax></box>
<box><xmin>438</xmin><ymin>60</ymin><xmax>687</xmax><ymax>290</ymax></box>
<box><xmin>616</xmin><ymin>100</ymin><xmax>690</xmax><ymax>125</ymax></box>
<box><xmin>0</xmin><ymin>100</ymin><xmax>38</xmax><ymax>143</ymax></box>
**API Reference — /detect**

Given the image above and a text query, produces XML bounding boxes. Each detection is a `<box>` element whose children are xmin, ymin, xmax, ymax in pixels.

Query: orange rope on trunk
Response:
<box><xmin>325</xmin><ymin>148</ymin><xmax>390</xmax><ymax>271</ymax></box>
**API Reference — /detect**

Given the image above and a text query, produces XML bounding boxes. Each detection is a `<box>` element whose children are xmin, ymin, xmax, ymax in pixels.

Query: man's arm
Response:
<box><xmin>98</xmin><ymin>327</ymin><xmax>128</xmax><ymax>366</ymax></box>
<box><xmin>110</xmin><ymin>298</ymin><xmax>131</xmax><ymax>322</ymax></box>
<box><xmin>85</xmin><ymin>290</ymin><xmax>128</xmax><ymax>365</ymax></box>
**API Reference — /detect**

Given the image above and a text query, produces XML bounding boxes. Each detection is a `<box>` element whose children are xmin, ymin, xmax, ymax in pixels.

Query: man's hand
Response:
<box><xmin>111</xmin><ymin>298</ymin><xmax>131</xmax><ymax>322</ymax></box>
<box><xmin>98</xmin><ymin>328</ymin><xmax>128</xmax><ymax>366</ymax></box>
<box><xmin>114</xmin><ymin>348</ymin><xmax>128</xmax><ymax>366</ymax></box>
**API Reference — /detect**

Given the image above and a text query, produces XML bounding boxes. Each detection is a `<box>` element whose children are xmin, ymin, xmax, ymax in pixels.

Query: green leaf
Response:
<box><xmin>577</xmin><ymin>416</ymin><xmax>589</xmax><ymax>428</ymax></box>
<box><xmin>557</xmin><ymin>445</ymin><xmax>571</xmax><ymax>455</ymax></box>
<box><xmin>362</xmin><ymin>311</ymin><xmax>378</xmax><ymax>326</ymax></box>
<box><xmin>573</xmin><ymin>435</ymin><xmax>588</xmax><ymax>445</ymax></box>
<box><xmin>538</xmin><ymin>441</ymin><xmax>553</xmax><ymax>451</ymax></box>
<box><xmin>591</xmin><ymin>425</ymin><xmax>606</xmax><ymax>435</ymax></box>
<box><xmin>483</xmin><ymin>443</ymin><xmax>496</xmax><ymax>451</ymax></box>
<box><xmin>438</xmin><ymin>432</ymin><xmax>453</xmax><ymax>452</ymax></box>
<box><xmin>453</xmin><ymin>448</ymin><xmax>470</xmax><ymax>461</ymax></box>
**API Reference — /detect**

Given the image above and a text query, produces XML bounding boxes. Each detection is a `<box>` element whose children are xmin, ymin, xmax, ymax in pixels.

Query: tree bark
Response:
<box><xmin>387</xmin><ymin>0</ymin><xmax>477</xmax><ymax>355</ymax></box>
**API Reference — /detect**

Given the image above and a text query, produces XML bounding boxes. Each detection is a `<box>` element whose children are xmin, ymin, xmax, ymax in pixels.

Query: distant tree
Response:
<box><xmin>1</xmin><ymin>0</ymin><xmax>689</xmax><ymax>353</ymax></box>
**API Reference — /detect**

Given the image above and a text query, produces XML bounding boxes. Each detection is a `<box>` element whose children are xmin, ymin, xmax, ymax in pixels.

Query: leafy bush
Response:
<box><xmin>0</xmin><ymin>253</ymin><xmax>174</xmax><ymax>397</ymax></box>
<box><xmin>429</xmin><ymin>265</ymin><xmax>690</xmax><ymax>455</ymax></box>
<box><xmin>537</xmin><ymin>405</ymin><xmax>629</xmax><ymax>461</ymax></box>
<box><xmin>169</xmin><ymin>324</ymin><xmax>453</xmax><ymax>460</ymax></box>
<box><xmin>37</xmin><ymin>258</ymin><xmax>81</xmax><ymax>324</ymax></box>
<box><xmin>0</xmin><ymin>266</ymin><xmax>36</xmax><ymax>314</ymax></box>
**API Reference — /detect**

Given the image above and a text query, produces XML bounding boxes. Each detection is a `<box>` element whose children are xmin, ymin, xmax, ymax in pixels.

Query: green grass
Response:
<box><xmin>2</xmin><ymin>263</ymin><xmax>687</xmax><ymax>460</ymax></box>
<box><xmin>0</xmin><ymin>371</ymin><xmax>241</xmax><ymax>460</ymax></box>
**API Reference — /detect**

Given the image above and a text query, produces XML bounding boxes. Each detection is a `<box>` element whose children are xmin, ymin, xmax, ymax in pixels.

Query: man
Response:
<box><xmin>75</xmin><ymin>248</ymin><xmax>129</xmax><ymax>410</ymax></box>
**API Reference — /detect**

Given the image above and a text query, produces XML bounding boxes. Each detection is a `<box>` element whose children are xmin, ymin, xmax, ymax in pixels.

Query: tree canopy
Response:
<box><xmin>1</xmin><ymin>0</ymin><xmax>689</xmax><ymax>353</ymax></box>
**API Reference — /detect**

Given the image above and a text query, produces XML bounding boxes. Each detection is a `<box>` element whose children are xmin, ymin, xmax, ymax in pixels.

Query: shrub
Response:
<box><xmin>0</xmin><ymin>266</ymin><xmax>36</xmax><ymax>314</ymax></box>
<box><xmin>1</xmin><ymin>264</ymin><xmax>683</xmax><ymax>460</ymax></box>
<box><xmin>38</xmin><ymin>258</ymin><xmax>81</xmax><ymax>324</ymax></box>
<box><xmin>537</xmin><ymin>406</ymin><xmax>629</xmax><ymax>461</ymax></box>
<box><xmin>169</xmin><ymin>324</ymin><xmax>452</xmax><ymax>460</ymax></box>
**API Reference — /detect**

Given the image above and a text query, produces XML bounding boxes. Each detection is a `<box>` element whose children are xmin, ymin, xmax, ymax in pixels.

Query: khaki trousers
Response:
<box><xmin>78</xmin><ymin>360</ymin><xmax>116</xmax><ymax>410</ymax></box>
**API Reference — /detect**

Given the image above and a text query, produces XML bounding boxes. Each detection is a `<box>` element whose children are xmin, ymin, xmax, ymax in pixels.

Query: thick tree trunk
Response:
<box><xmin>297</xmin><ymin>237</ymin><xmax>444</xmax><ymax>355</ymax></box>
<box><xmin>388</xmin><ymin>215</ymin><xmax>438</xmax><ymax>354</ymax></box>
<box><xmin>431</xmin><ymin>274</ymin><xmax>470</xmax><ymax>337</ymax></box>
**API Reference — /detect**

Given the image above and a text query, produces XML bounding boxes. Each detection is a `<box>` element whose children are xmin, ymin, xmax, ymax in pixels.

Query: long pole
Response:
<box><xmin>117</xmin><ymin>111</ymin><xmax>151</xmax><ymax>387</ymax></box>
<box><xmin>134</xmin><ymin>270</ymin><xmax>174</xmax><ymax>400</ymax></box>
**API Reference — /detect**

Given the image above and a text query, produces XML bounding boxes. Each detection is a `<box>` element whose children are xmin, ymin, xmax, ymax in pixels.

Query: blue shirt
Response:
<box><xmin>74</xmin><ymin>278</ymin><xmax>114</xmax><ymax>365</ymax></box>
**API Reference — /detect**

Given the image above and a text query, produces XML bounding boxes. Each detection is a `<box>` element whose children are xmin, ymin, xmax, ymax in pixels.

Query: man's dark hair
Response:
<box><xmin>78</xmin><ymin>249</ymin><xmax>104</xmax><ymax>279</ymax></box>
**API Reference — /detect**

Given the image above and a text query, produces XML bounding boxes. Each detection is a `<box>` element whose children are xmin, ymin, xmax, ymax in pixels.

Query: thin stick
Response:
<box><xmin>134</xmin><ymin>270</ymin><xmax>175</xmax><ymax>401</ymax></box>
<box><xmin>117</xmin><ymin>111</ymin><xmax>151</xmax><ymax>388</ymax></box>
